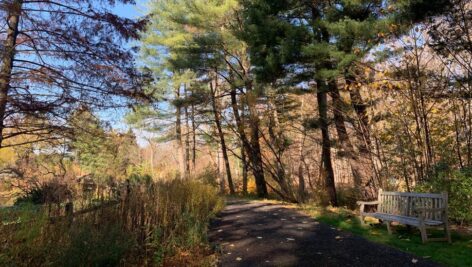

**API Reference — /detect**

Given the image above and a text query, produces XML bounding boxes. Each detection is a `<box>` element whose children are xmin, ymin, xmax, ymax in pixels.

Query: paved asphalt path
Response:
<box><xmin>209</xmin><ymin>200</ymin><xmax>441</xmax><ymax>267</ymax></box>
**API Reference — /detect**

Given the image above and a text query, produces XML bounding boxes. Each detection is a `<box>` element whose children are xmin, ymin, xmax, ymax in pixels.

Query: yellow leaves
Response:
<box><xmin>368</xmin><ymin>80</ymin><xmax>398</xmax><ymax>91</ymax></box>
<box><xmin>0</xmin><ymin>147</ymin><xmax>16</xmax><ymax>165</ymax></box>
<box><xmin>388</xmin><ymin>23</ymin><xmax>399</xmax><ymax>33</ymax></box>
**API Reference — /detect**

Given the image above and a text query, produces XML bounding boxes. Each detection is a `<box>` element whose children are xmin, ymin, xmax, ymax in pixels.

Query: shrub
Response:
<box><xmin>15</xmin><ymin>180</ymin><xmax>73</xmax><ymax>206</ymax></box>
<box><xmin>416</xmin><ymin>165</ymin><xmax>472</xmax><ymax>224</ymax></box>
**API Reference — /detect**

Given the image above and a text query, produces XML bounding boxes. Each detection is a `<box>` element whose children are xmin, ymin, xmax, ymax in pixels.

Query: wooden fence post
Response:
<box><xmin>65</xmin><ymin>202</ymin><xmax>74</xmax><ymax>225</ymax></box>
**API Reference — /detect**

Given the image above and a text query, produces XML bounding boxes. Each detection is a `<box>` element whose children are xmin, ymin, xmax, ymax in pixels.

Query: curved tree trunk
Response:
<box><xmin>330</xmin><ymin>81</ymin><xmax>376</xmax><ymax>200</ymax></box>
<box><xmin>230</xmin><ymin>85</ymin><xmax>267</xmax><ymax>197</ymax></box>
<box><xmin>210</xmin><ymin>78</ymin><xmax>235</xmax><ymax>194</ymax></box>
<box><xmin>0</xmin><ymin>0</ymin><xmax>22</xmax><ymax>148</ymax></box>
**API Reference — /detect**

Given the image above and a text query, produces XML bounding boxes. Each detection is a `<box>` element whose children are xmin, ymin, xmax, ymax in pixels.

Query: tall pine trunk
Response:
<box><xmin>184</xmin><ymin>84</ymin><xmax>191</xmax><ymax>177</ymax></box>
<box><xmin>297</xmin><ymin>96</ymin><xmax>307</xmax><ymax>203</ymax></box>
<box><xmin>241</xmin><ymin>141</ymin><xmax>248</xmax><ymax>194</ymax></box>
<box><xmin>348</xmin><ymin>83</ymin><xmax>377</xmax><ymax>199</ymax></box>
<box><xmin>175</xmin><ymin>85</ymin><xmax>186</xmax><ymax>178</ymax></box>
<box><xmin>229</xmin><ymin>88</ymin><xmax>249</xmax><ymax>193</ymax></box>
<box><xmin>0</xmin><ymin>0</ymin><xmax>22</xmax><ymax>148</ymax></box>
<box><xmin>210</xmin><ymin>77</ymin><xmax>235</xmax><ymax>194</ymax></box>
<box><xmin>191</xmin><ymin>102</ymin><xmax>197</xmax><ymax>170</ymax></box>
<box><xmin>245</xmin><ymin>82</ymin><xmax>268</xmax><ymax>197</ymax></box>
<box><xmin>316</xmin><ymin>81</ymin><xmax>338</xmax><ymax>206</ymax></box>
<box><xmin>330</xmin><ymin>81</ymin><xmax>375</xmax><ymax>200</ymax></box>
<box><xmin>230</xmin><ymin>86</ymin><xmax>267</xmax><ymax>197</ymax></box>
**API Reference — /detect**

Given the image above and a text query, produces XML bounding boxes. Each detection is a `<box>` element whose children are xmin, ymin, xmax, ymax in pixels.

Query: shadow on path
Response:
<box><xmin>209</xmin><ymin>200</ymin><xmax>441</xmax><ymax>267</ymax></box>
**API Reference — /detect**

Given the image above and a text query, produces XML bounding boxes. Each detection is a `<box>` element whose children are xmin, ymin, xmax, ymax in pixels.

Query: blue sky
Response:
<box><xmin>106</xmin><ymin>1</ymin><xmax>152</xmax><ymax>145</ymax></box>
<box><xmin>113</xmin><ymin>1</ymin><xmax>148</xmax><ymax>19</ymax></box>
<box><xmin>100</xmin><ymin>1</ymin><xmax>148</xmax><ymax>130</ymax></box>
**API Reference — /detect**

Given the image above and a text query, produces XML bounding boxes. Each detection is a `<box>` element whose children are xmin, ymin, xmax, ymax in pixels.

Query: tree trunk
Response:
<box><xmin>230</xmin><ymin>86</ymin><xmax>267</xmax><ymax>197</ymax></box>
<box><xmin>241</xmin><ymin>141</ymin><xmax>248</xmax><ymax>194</ymax></box>
<box><xmin>298</xmin><ymin>132</ymin><xmax>307</xmax><ymax>203</ymax></box>
<box><xmin>267</xmin><ymin>96</ymin><xmax>292</xmax><ymax>198</ymax></box>
<box><xmin>216</xmin><ymin>143</ymin><xmax>225</xmax><ymax>193</ymax></box>
<box><xmin>245</xmin><ymin>83</ymin><xmax>268</xmax><ymax>197</ymax></box>
<box><xmin>316</xmin><ymin>81</ymin><xmax>338</xmax><ymax>206</ymax></box>
<box><xmin>229</xmin><ymin>87</ymin><xmax>248</xmax><ymax>194</ymax></box>
<box><xmin>191</xmin><ymin>102</ymin><xmax>197</xmax><ymax>170</ymax></box>
<box><xmin>184</xmin><ymin>84</ymin><xmax>191</xmax><ymax>177</ymax></box>
<box><xmin>297</xmin><ymin>97</ymin><xmax>307</xmax><ymax>203</ymax></box>
<box><xmin>210</xmin><ymin>78</ymin><xmax>235</xmax><ymax>194</ymax></box>
<box><xmin>175</xmin><ymin>83</ymin><xmax>186</xmax><ymax>178</ymax></box>
<box><xmin>330</xmin><ymin>81</ymin><xmax>376</xmax><ymax>200</ymax></box>
<box><xmin>0</xmin><ymin>0</ymin><xmax>22</xmax><ymax>148</ymax></box>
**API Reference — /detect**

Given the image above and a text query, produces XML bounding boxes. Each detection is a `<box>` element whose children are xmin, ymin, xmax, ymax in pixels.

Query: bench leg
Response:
<box><xmin>358</xmin><ymin>204</ymin><xmax>365</xmax><ymax>225</ymax></box>
<box><xmin>385</xmin><ymin>221</ymin><xmax>392</xmax><ymax>235</ymax></box>
<box><xmin>444</xmin><ymin>222</ymin><xmax>452</xmax><ymax>243</ymax></box>
<box><xmin>419</xmin><ymin>225</ymin><xmax>427</xmax><ymax>243</ymax></box>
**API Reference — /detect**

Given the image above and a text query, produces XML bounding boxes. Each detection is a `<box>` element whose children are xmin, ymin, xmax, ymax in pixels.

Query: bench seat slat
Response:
<box><xmin>363</xmin><ymin>212</ymin><xmax>444</xmax><ymax>227</ymax></box>
<box><xmin>380</xmin><ymin>191</ymin><xmax>444</xmax><ymax>198</ymax></box>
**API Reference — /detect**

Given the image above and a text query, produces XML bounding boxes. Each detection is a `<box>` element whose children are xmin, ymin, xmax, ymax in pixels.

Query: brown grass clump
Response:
<box><xmin>0</xmin><ymin>179</ymin><xmax>223</xmax><ymax>266</ymax></box>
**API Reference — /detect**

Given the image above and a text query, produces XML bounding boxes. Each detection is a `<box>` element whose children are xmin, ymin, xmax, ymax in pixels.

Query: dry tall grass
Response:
<box><xmin>0</xmin><ymin>179</ymin><xmax>223</xmax><ymax>266</ymax></box>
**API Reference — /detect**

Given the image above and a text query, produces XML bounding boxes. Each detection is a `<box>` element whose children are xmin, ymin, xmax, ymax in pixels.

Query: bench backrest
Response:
<box><xmin>378</xmin><ymin>189</ymin><xmax>448</xmax><ymax>221</ymax></box>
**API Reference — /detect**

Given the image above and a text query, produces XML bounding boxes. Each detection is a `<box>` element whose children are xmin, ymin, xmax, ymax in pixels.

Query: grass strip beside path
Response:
<box><xmin>300</xmin><ymin>205</ymin><xmax>472</xmax><ymax>267</ymax></box>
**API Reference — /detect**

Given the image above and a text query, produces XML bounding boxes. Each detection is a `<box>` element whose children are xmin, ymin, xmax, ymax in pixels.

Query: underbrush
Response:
<box><xmin>301</xmin><ymin>204</ymin><xmax>472</xmax><ymax>267</ymax></box>
<box><xmin>415</xmin><ymin>165</ymin><xmax>472</xmax><ymax>225</ymax></box>
<box><xmin>0</xmin><ymin>179</ymin><xmax>224</xmax><ymax>266</ymax></box>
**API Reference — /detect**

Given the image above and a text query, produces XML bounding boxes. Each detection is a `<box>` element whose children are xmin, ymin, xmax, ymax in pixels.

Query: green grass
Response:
<box><xmin>301</xmin><ymin>205</ymin><xmax>472</xmax><ymax>267</ymax></box>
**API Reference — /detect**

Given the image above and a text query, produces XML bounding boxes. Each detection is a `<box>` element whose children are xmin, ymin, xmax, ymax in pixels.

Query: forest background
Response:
<box><xmin>1</xmin><ymin>0</ymin><xmax>472</xmax><ymax>265</ymax></box>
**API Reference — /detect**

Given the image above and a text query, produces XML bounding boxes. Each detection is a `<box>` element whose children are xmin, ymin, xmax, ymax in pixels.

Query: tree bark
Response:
<box><xmin>330</xmin><ymin>81</ymin><xmax>376</xmax><ymax>200</ymax></box>
<box><xmin>184</xmin><ymin>84</ymin><xmax>191</xmax><ymax>177</ymax></box>
<box><xmin>267</xmin><ymin>96</ymin><xmax>292</xmax><ymax>198</ymax></box>
<box><xmin>229</xmin><ymin>88</ymin><xmax>249</xmax><ymax>193</ymax></box>
<box><xmin>316</xmin><ymin>81</ymin><xmax>338</xmax><ymax>206</ymax></box>
<box><xmin>245</xmin><ymin>83</ymin><xmax>268</xmax><ymax>197</ymax></box>
<box><xmin>230</xmin><ymin>86</ymin><xmax>267</xmax><ymax>197</ymax></box>
<box><xmin>0</xmin><ymin>0</ymin><xmax>22</xmax><ymax>148</ymax></box>
<box><xmin>175</xmin><ymin>84</ymin><xmax>186</xmax><ymax>178</ymax></box>
<box><xmin>297</xmin><ymin>96</ymin><xmax>307</xmax><ymax>203</ymax></box>
<box><xmin>241</xmin><ymin>140</ymin><xmax>248</xmax><ymax>194</ymax></box>
<box><xmin>191</xmin><ymin>102</ymin><xmax>196</xmax><ymax>170</ymax></box>
<box><xmin>210</xmin><ymin>78</ymin><xmax>235</xmax><ymax>194</ymax></box>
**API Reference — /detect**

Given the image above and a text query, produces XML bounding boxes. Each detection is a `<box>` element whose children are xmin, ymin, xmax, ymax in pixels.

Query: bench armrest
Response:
<box><xmin>357</xmin><ymin>201</ymin><xmax>379</xmax><ymax>214</ymax></box>
<box><xmin>356</xmin><ymin>201</ymin><xmax>379</xmax><ymax>206</ymax></box>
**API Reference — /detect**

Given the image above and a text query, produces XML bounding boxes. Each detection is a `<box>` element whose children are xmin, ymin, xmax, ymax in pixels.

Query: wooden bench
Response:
<box><xmin>357</xmin><ymin>189</ymin><xmax>451</xmax><ymax>243</ymax></box>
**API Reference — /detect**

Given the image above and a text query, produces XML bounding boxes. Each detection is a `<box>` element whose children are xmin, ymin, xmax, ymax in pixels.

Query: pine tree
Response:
<box><xmin>241</xmin><ymin>0</ymin><xmax>452</xmax><ymax>203</ymax></box>
<box><xmin>142</xmin><ymin>0</ymin><xmax>271</xmax><ymax>196</ymax></box>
